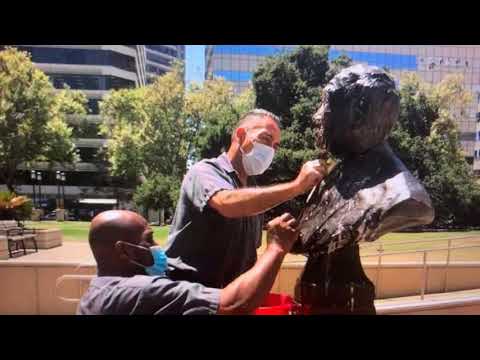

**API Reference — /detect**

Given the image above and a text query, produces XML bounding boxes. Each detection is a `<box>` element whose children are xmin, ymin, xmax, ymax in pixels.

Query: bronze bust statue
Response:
<box><xmin>292</xmin><ymin>64</ymin><xmax>434</xmax><ymax>314</ymax></box>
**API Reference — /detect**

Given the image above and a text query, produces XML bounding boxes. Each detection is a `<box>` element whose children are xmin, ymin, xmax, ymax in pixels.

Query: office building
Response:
<box><xmin>144</xmin><ymin>45</ymin><xmax>185</xmax><ymax>83</ymax></box>
<box><xmin>206</xmin><ymin>45</ymin><xmax>480</xmax><ymax>171</ymax></box>
<box><xmin>329</xmin><ymin>45</ymin><xmax>480</xmax><ymax>171</ymax></box>
<box><xmin>1</xmin><ymin>45</ymin><xmax>185</xmax><ymax>218</ymax></box>
<box><xmin>205</xmin><ymin>45</ymin><xmax>297</xmax><ymax>93</ymax></box>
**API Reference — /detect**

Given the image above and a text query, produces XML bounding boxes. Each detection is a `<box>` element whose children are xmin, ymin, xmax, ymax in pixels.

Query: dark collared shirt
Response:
<box><xmin>165</xmin><ymin>153</ymin><xmax>263</xmax><ymax>288</ymax></box>
<box><xmin>76</xmin><ymin>275</ymin><xmax>220</xmax><ymax>315</ymax></box>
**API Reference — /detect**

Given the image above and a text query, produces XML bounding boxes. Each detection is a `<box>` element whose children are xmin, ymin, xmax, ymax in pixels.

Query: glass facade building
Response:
<box><xmin>206</xmin><ymin>45</ymin><xmax>480</xmax><ymax>171</ymax></box>
<box><xmin>329</xmin><ymin>45</ymin><xmax>480</xmax><ymax>171</ymax></box>
<box><xmin>144</xmin><ymin>45</ymin><xmax>185</xmax><ymax>83</ymax></box>
<box><xmin>205</xmin><ymin>45</ymin><xmax>297</xmax><ymax>93</ymax></box>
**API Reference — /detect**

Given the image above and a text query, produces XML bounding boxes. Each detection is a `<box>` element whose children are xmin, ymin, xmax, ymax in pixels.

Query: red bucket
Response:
<box><xmin>253</xmin><ymin>293</ymin><xmax>299</xmax><ymax>315</ymax></box>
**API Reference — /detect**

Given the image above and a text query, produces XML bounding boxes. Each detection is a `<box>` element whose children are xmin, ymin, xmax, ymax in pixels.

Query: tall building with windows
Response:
<box><xmin>329</xmin><ymin>45</ymin><xmax>480</xmax><ymax>172</ymax></box>
<box><xmin>144</xmin><ymin>45</ymin><xmax>185</xmax><ymax>83</ymax></box>
<box><xmin>1</xmin><ymin>45</ymin><xmax>185</xmax><ymax>218</ymax></box>
<box><xmin>206</xmin><ymin>45</ymin><xmax>480</xmax><ymax>172</ymax></box>
<box><xmin>205</xmin><ymin>45</ymin><xmax>297</xmax><ymax>93</ymax></box>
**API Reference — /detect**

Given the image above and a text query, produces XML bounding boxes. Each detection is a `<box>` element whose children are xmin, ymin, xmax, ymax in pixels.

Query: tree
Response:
<box><xmin>389</xmin><ymin>73</ymin><xmax>480</xmax><ymax>227</ymax></box>
<box><xmin>252</xmin><ymin>45</ymin><xmax>352</xmax><ymax>218</ymax></box>
<box><xmin>100</xmin><ymin>66</ymin><xmax>187</xmax><ymax>212</ymax></box>
<box><xmin>185</xmin><ymin>78</ymin><xmax>255</xmax><ymax>161</ymax></box>
<box><xmin>0</xmin><ymin>47</ymin><xmax>81</xmax><ymax>191</ymax></box>
<box><xmin>101</xmin><ymin>67</ymin><xmax>257</xmax><ymax>214</ymax></box>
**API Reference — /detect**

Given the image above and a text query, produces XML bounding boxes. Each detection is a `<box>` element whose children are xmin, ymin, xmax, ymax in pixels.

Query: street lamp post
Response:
<box><xmin>30</xmin><ymin>170</ymin><xmax>37</xmax><ymax>208</ymax></box>
<box><xmin>61</xmin><ymin>172</ymin><xmax>66</xmax><ymax>209</ymax></box>
<box><xmin>56</xmin><ymin>171</ymin><xmax>61</xmax><ymax>209</ymax></box>
<box><xmin>36</xmin><ymin>171</ymin><xmax>42</xmax><ymax>207</ymax></box>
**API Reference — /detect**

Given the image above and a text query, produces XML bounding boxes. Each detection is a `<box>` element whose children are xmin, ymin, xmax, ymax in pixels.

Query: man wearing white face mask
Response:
<box><xmin>165</xmin><ymin>109</ymin><xmax>326</xmax><ymax>289</ymax></box>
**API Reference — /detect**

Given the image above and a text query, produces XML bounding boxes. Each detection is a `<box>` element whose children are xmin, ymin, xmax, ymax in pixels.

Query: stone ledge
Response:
<box><xmin>0</xmin><ymin>236</ymin><xmax>7</xmax><ymax>259</ymax></box>
<box><xmin>0</xmin><ymin>236</ymin><xmax>7</xmax><ymax>252</ymax></box>
<box><xmin>26</xmin><ymin>229</ymin><xmax>63</xmax><ymax>249</ymax></box>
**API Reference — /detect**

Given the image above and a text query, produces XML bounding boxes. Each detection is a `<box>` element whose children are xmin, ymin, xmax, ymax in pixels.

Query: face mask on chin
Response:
<box><xmin>240</xmin><ymin>137</ymin><xmax>275</xmax><ymax>176</ymax></box>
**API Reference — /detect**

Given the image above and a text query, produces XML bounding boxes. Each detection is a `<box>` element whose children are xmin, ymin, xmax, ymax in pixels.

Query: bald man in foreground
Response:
<box><xmin>77</xmin><ymin>210</ymin><xmax>299</xmax><ymax>315</ymax></box>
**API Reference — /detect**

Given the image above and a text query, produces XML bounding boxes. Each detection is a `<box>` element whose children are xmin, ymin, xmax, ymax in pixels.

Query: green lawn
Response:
<box><xmin>26</xmin><ymin>221</ymin><xmax>171</xmax><ymax>246</ymax></box>
<box><xmin>25</xmin><ymin>221</ymin><xmax>480</xmax><ymax>254</ymax></box>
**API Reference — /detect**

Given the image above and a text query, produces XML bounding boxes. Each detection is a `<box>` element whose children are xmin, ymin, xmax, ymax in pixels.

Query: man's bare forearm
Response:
<box><xmin>209</xmin><ymin>180</ymin><xmax>303</xmax><ymax>218</ymax></box>
<box><xmin>217</xmin><ymin>244</ymin><xmax>285</xmax><ymax>315</ymax></box>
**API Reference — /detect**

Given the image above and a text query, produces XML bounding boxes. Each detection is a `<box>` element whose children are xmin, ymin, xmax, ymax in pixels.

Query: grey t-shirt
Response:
<box><xmin>76</xmin><ymin>275</ymin><xmax>220</xmax><ymax>315</ymax></box>
<box><xmin>165</xmin><ymin>153</ymin><xmax>263</xmax><ymax>288</ymax></box>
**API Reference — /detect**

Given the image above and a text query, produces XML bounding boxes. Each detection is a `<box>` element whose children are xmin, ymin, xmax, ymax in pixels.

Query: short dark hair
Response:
<box><xmin>235</xmin><ymin>109</ymin><xmax>281</xmax><ymax>131</ymax></box>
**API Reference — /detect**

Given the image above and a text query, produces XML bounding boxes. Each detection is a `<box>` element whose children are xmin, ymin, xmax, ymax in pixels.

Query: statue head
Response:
<box><xmin>313</xmin><ymin>64</ymin><xmax>400</xmax><ymax>158</ymax></box>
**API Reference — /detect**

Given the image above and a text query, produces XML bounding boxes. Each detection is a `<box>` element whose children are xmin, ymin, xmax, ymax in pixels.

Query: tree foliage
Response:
<box><xmin>100</xmin><ymin>67</ymin><xmax>186</xmax><ymax>211</ymax></box>
<box><xmin>0</xmin><ymin>47</ymin><xmax>82</xmax><ymax>191</ymax></box>
<box><xmin>252</xmin><ymin>45</ymin><xmax>352</xmax><ymax>218</ymax></box>
<box><xmin>100</xmin><ymin>66</ymin><xmax>254</xmax><ymax>212</ymax></box>
<box><xmin>390</xmin><ymin>73</ymin><xmax>480</xmax><ymax>227</ymax></box>
<box><xmin>185</xmin><ymin>79</ymin><xmax>255</xmax><ymax>161</ymax></box>
<box><xmin>252</xmin><ymin>46</ymin><xmax>480</xmax><ymax>228</ymax></box>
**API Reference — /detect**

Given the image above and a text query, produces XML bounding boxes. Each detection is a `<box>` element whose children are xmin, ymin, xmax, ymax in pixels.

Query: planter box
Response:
<box><xmin>26</xmin><ymin>229</ymin><xmax>63</xmax><ymax>249</ymax></box>
<box><xmin>0</xmin><ymin>236</ymin><xmax>7</xmax><ymax>260</ymax></box>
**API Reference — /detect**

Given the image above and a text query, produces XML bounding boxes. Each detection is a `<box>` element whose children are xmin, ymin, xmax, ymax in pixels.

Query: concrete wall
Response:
<box><xmin>385</xmin><ymin>304</ymin><xmax>480</xmax><ymax>315</ymax></box>
<box><xmin>2</xmin><ymin>260</ymin><xmax>480</xmax><ymax>314</ymax></box>
<box><xmin>0</xmin><ymin>262</ymin><xmax>95</xmax><ymax>315</ymax></box>
<box><xmin>376</xmin><ymin>294</ymin><xmax>480</xmax><ymax>315</ymax></box>
<box><xmin>270</xmin><ymin>262</ymin><xmax>480</xmax><ymax>299</ymax></box>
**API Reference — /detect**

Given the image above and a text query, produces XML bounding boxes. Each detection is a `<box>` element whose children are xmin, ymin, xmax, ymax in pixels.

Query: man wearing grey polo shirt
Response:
<box><xmin>77</xmin><ymin>210</ymin><xmax>299</xmax><ymax>315</ymax></box>
<box><xmin>165</xmin><ymin>109</ymin><xmax>325</xmax><ymax>288</ymax></box>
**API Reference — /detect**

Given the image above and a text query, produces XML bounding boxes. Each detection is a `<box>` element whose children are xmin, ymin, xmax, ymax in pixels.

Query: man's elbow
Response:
<box><xmin>217</xmin><ymin>299</ymin><xmax>256</xmax><ymax>315</ymax></box>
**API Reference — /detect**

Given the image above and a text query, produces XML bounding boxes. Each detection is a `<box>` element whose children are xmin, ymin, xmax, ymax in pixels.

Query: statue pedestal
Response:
<box><xmin>295</xmin><ymin>244</ymin><xmax>376</xmax><ymax>315</ymax></box>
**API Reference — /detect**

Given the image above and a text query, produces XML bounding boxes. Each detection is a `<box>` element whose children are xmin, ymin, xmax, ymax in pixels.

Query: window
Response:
<box><xmin>145</xmin><ymin>45</ymin><xmax>178</xmax><ymax>57</ymax></box>
<box><xmin>459</xmin><ymin>132</ymin><xmax>476</xmax><ymax>142</ymax></box>
<box><xmin>72</xmin><ymin>122</ymin><xmax>103</xmax><ymax>139</ymax></box>
<box><xmin>77</xmin><ymin>147</ymin><xmax>99</xmax><ymax>163</ymax></box>
<box><xmin>16</xmin><ymin>47</ymin><xmax>136</xmax><ymax>73</ymax></box>
<box><xmin>46</xmin><ymin>74</ymin><xmax>135</xmax><ymax>90</ymax></box>
<box><xmin>87</xmin><ymin>99</ymin><xmax>101</xmax><ymax>114</ymax></box>
<box><xmin>146</xmin><ymin>64</ymin><xmax>166</xmax><ymax>76</ymax></box>
<box><xmin>146</xmin><ymin>52</ymin><xmax>172</xmax><ymax>67</ymax></box>
<box><xmin>328</xmin><ymin>49</ymin><xmax>417</xmax><ymax>71</ymax></box>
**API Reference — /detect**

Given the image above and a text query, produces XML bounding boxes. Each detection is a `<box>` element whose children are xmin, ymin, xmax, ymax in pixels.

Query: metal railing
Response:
<box><xmin>361</xmin><ymin>241</ymin><xmax>480</xmax><ymax>300</ymax></box>
<box><xmin>360</xmin><ymin>234</ymin><xmax>480</xmax><ymax>250</ymax></box>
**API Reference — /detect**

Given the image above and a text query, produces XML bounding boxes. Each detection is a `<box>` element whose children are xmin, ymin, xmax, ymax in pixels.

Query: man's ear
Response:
<box><xmin>115</xmin><ymin>241</ymin><xmax>153</xmax><ymax>266</ymax></box>
<box><xmin>235</xmin><ymin>127</ymin><xmax>247</xmax><ymax>145</ymax></box>
<box><xmin>115</xmin><ymin>241</ymin><xmax>129</xmax><ymax>261</ymax></box>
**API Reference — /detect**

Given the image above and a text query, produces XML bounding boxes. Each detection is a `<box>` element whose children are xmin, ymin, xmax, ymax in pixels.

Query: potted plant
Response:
<box><xmin>0</xmin><ymin>191</ymin><xmax>33</xmax><ymax>223</ymax></box>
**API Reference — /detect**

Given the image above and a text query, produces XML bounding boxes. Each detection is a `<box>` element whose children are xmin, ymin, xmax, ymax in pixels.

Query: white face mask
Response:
<box><xmin>240</xmin><ymin>140</ymin><xmax>275</xmax><ymax>176</ymax></box>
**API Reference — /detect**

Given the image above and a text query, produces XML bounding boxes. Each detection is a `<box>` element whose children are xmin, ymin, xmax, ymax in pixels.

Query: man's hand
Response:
<box><xmin>219</xmin><ymin>212</ymin><xmax>300</xmax><ymax>315</ymax></box>
<box><xmin>293</xmin><ymin>160</ymin><xmax>326</xmax><ymax>194</ymax></box>
<box><xmin>266</xmin><ymin>213</ymin><xmax>299</xmax><ymax>254</ymax></box>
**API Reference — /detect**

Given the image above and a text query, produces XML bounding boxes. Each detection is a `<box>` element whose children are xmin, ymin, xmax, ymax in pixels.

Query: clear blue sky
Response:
<box><xmin>185</xmin><ymin>45</ymin><xmax>205</xmax><ymax>87</ymax></box>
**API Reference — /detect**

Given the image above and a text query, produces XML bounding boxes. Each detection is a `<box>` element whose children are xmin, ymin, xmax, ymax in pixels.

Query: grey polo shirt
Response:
<box><xmin>76</xmin><ymin>275</ymin><xmax>220</xmax><ymax>315</ymax></box>
<box><xmin>165</xmin><ymin>153</ymin><xmax>263</xmax><ymax>288</ymax></box>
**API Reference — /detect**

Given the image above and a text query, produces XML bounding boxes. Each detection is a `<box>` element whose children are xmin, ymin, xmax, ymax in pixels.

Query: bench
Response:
<box><xmin>0</xmin><ymin>220</ymin><xmax>38</xmax><ymax>258</ymax></box>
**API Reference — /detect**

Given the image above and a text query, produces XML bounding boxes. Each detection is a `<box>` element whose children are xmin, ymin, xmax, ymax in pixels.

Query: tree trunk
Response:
<box><xmin>160</xmin><ymin>208</ymin><xmax>165</xmax><ymax>226</ymax></box>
